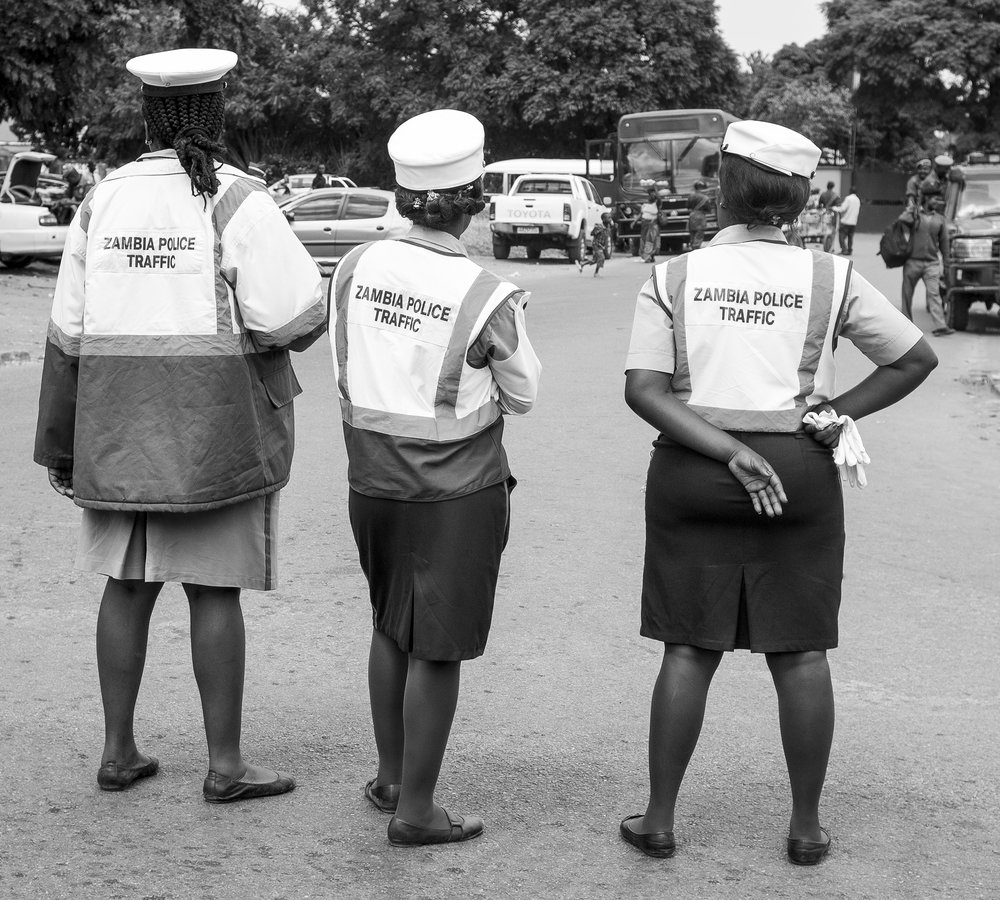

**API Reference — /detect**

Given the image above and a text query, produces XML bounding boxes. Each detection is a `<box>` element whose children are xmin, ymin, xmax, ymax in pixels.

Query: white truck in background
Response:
<box><xmin>488</xmin><ymin>173</ymin><xmax>608</xmax><ymax>262</ymax></box>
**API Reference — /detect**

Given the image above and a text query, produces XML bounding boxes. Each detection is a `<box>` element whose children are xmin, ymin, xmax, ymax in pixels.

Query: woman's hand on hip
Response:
<box><xmin>727</xmin><ymin>449</ymin><xmax>786</xmax><ymax>517</ymax></box>
<box><xmin>803</xmin><ymin>403</ymin><xmax>843</xmax><ymax>447</ymax></box>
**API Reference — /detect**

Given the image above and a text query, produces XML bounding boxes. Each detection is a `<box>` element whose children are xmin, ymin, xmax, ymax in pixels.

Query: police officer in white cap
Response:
<box><xmin>328</xmin><ymin>108</ymin><xmax>541</xmax><ymax>846</ymax></box>
<box><xmin>619</xmin><ymin>120</ymin><xmax>937</xmax><ymax>864</ymax></box>
<box><xmin>35</xmin><ymin>48</ymin><xmax>326</xmax><ymax>803</ymax></box>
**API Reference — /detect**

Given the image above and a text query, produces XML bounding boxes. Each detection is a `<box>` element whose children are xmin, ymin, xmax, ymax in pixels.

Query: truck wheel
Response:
<box><xmin>566</xmin><ymin>223</ymin><xmax>586</xmax><ymax>263</ymax></box>
<box><xmin>950</xmin><ymin>298</ymin><xmax>969</xmax><ymax>331</ymax></box>
<box><xmin>0</xmin><ymin>254</ymin><xmax>33</xmax><ymax>269</ymax></box>
<box><xmin>526</xmin><ymin>245</ymin><xmax>541</xmax><ymax>260</ymax></box>
<box><xmin>492</xmin><ymin>236</ymin><xmax>510</xmax><ymax>260</ymax></box>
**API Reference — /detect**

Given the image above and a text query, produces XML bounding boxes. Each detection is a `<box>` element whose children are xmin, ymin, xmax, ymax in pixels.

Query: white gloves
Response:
<box><xmin>802</xmin><ymin>410</ymin><xmax>871</xmax><ymax>488</ymax></box>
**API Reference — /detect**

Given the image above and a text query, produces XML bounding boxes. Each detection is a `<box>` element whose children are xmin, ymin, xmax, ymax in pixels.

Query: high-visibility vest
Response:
<box><xmin>655</xmin><ymin>243</ymin><xmax>854</xmax><ymax>432</ymax></box>
<box><xmin>34</xmin><ymin>152</ymin><xmax>326</xmax><ymax>511</ymax></box>
<box><xmin>331</xmin><ymin>238</ymin><xmax>526</xmax><ymax>498</ymax></box>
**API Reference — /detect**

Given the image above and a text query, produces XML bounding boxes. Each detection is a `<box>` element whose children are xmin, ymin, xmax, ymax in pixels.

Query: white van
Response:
<box><xmin>483</xmin><ymin>158</ymin><xmax>614</xmax><ymax>198</ymax></box>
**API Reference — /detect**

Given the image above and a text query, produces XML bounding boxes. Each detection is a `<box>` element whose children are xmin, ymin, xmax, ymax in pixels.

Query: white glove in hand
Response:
<box><xmin>802</xmin><ymin>410</ymin><xmax>871</xmax><ymax>488</ymax></box>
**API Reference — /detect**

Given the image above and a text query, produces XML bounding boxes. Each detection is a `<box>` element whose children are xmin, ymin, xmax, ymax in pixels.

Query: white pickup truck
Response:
<box><xmin>489</xmin><ymin>173</ymin><xmax>608</xmax><ymax>262</ymax></box>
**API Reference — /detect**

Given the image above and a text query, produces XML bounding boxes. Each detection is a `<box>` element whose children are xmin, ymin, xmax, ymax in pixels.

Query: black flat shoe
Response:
<box><xmin>387</xmin><ymin>809</ymin><xmax>484</xmax><ymax>846</ymax></box>
<box><xmin>619</xmin><ymin>814</ymin><xmax>676</xmax><ymax>858</ymax></box>
<box><xmin>97</xmin><ymin>756</ymin><xmax>160</xmax><ymax>791</ymax></box>
<box><xmin>203</xmin><ymin>769</ymin><xmax>295</xmax><ymax>803</ymax></box>
<box><xmin>364</xmin><ymin>778</ymin><xmax>400</xmax><ymax>814</ymax></box>
<box><xmin>787</xmin><ymin>828</ymin><xmax>831</xmax><ymax>865</ymax></box>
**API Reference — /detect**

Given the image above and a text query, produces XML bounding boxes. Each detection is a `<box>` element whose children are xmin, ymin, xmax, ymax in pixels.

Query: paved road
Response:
<box><xmin>1</xmin><ymin>235</ymin><xmax>998</xmax><ymax>898</ymax></box>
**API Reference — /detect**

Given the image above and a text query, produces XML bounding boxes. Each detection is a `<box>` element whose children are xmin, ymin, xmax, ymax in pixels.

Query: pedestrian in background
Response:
<box><xmin>579</xmin><ymin>211</ymin><xmax>612</xmax><ymax>275</ymax></box>
<box><xmin>900</xmin><ymin>195</ymin><xmax>953</xmax><ymax>335</ymax></box>
<box><xmin>328</xmin><ymin>109</ymin><xmax>541</xmax><ymax>846</ymax></box>
<box><xmin>639</xmin><ymin>187</ymin><xmax>660</xmax><ymax>263</ymax></box>
<box><xmin>311</xmin><ymin>165</ymin><xmax>327</xmax><ymax>189</ymax></box>
<box><xmin>34</xmin><ymin>48</ymin><xmax>327</xmax><ymax>803</ymax></box>
<box><xmin>905</xmin><ymin>158</ymin><xmax>932</xmax><ymax>211</ymax></box>
<box><xmin>619</xmin><ymin>120</ymin><xmax>937</xmax><ymax>865</ymax></box>
<box><xmin>686</xmin><ymin>180</ymin><xmax>713</xmax><ymax>250</ymax></box>
<box><xmin>818</xmin><ymin>179</ymin><xmax>840</xmax><ymax>252</ymax></box>
<box><xmin>833</xmin><ymin>184</ymin><xmax>860</xmax><ymax>255</ymax></box>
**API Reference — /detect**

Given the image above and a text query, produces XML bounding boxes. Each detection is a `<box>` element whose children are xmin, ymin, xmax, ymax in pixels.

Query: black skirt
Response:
<box><xmin>349</xmin><ymin>480</ymin><xmax>512</xmax><ymax>661</ymax></box>
<box><xmin>641</xmin><ymin>432</ymin><xmax>844</xmax><ymax>652</ymax></box>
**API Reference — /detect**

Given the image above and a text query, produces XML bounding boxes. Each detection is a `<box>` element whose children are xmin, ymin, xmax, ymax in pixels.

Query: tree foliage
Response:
<box><xmin>821</xmin><ymin>0</ymin><xmax>1000</xmax><ymax>165</ymax></box>
<box><xmin>7</xmin><ymin>0</ymin><xmax>1000</xmax><ymax>181</ymax></box>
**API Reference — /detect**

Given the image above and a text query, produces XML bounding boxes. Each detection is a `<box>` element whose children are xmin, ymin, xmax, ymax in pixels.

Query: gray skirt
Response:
<box><xmin>76</xmin><ymin>493</ymin><xmax>279</xmax><ymax>590</ymax></box>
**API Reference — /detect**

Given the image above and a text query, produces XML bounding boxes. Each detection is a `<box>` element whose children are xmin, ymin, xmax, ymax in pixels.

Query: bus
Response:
<box><xmin>586</xmin><ymin>108</ymin><xmax>738</xmax><ymax>254</ymax></box>
<box><xmin>482</xmin><ymin>158</ymin><xmax>615</xmax><ymax>199</ymax></box>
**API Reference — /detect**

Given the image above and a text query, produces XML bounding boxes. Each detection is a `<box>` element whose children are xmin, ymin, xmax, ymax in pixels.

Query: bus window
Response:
<box><xmin>623</xmin><ymin>140</ymin><xmax>673</xmax><ymax>190</ymax></box>
<box><xmin>674</xmin><ymin>137</ymin><xmax>724</xmax><ymax>193</ymax></box>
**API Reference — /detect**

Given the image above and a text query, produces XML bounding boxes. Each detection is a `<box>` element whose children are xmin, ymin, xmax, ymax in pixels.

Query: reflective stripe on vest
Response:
<box><xmin>333</xmin><ymin>243</ymin><xmax>512</xmax><ymax>441</ymax></box>
<box><xmin>668</xmin><ymin>247</ymin><xmax>837</xmax><ymax>432</ymax></box>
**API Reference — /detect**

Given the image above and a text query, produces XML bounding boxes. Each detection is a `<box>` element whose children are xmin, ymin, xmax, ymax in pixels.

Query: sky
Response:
<box><xmin>715</xmin><ymin>0</ymin><xmax>828</xmax><ymax>58</ymax></box>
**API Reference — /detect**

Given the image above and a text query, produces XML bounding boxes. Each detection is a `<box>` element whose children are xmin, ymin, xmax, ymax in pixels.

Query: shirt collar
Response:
<box><xmin>404</xmin><ymin>224</ymin><xmax>469</xmax><ymax>257</ymax></box>
<box><xmin>137</xmin><ymin>149</ymin><xmax>180</xmax><ymax>162</ymax></box>
<box><xmin>708</xmin><ymin>224</ymin><xmax>788</xmax><ymax>247</ymax></box>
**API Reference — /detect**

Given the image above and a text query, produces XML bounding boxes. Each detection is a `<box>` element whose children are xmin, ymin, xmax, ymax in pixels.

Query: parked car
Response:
<box><xmin>277</xmin><ymin>187</ymin><xmax>409</xmax><ymax>270</ymax></box>
<box><xmin>489</xmin><ymin>173</ymin><xmax>607</xmax><ymax>262</ymax></box>
<box><xmin>268</xmin><ymin>173</ymin><xmax>358</xmax><ymax>197</ymax></box>
<box><xmin>943</xmin><ymin>153</ymin><xmax>1000</xmax><ymax>330</ymax></box>
<box><xmin>0</xmin><ymin>151</ymin><xmax>69</xmax><ymax>269</ymax></box>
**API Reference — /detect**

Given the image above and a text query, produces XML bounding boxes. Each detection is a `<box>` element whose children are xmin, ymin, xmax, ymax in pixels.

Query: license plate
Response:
<box><xmin>514</xmin><ymin>225</ymin><xmax>541</xmax><ymax>234</ymax></box>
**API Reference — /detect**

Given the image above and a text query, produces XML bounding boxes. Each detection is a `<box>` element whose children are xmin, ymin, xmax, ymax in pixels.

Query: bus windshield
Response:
<box><xmin>619</xmin><ymin>135</ymin><xmax>723</xmax><ymax>195</ymax></box>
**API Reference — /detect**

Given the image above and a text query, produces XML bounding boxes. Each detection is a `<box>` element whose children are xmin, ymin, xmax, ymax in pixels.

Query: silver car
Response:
<box><xmin>278</xmin><ymin>187</ymin><xmax>410</xmax><ymax>270</ymax></box>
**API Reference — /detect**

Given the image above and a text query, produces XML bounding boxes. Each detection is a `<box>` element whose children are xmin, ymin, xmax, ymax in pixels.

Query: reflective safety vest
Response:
<box><xmin>331</xmin><ymin>237</ymin><xmax>527</xmax><ymax>499</ymax></box>
<box><xmin>656</xmin><ymin>243</ymin><xmax>854</xmax><ymax>432</ymax></box>
<box><xmin>34</xmin><ymin>152</ymin><xmax>327</xmax><ymax>511</ymax></box>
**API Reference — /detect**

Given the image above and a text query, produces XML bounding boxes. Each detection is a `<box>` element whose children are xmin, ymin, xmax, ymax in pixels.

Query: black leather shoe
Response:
<box><xmin>387</xmin><ymin>809</ymin><xmax>484</xmax><ymax>846</ymax></box>
<box><xmin>619</xmin><ymin>814</ymin><xmax>676</xmax><ymax>858</ymax></box>
<box><xmin>787</xmin><ymin>828</ymin><xmax>831</xmax><ymax>865</ymax></box>
<box><xmin>203</xmin><ymin>769</ymin><xmax>295</xmax><ymax>803</ymax></box>
<box><xmin>365</xmin><ymin>778</ymin><xmax>400</xmax><ymax>814</ymax></box>
<box><xmin>97</xmin><ymin>756</ymin><xmax>159</xmax><ymax>791</ymax></box>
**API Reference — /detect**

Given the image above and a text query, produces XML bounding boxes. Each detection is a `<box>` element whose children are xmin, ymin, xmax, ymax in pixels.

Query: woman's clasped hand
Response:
<box><xmin>726</xmin><ymin>447</ymin><xmax>787</xmax><ymax>517</ymax></box>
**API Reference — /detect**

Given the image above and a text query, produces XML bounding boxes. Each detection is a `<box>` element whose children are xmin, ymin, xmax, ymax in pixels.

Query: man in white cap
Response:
<box><xmin>35</xmin><ymin>48</ymin><xmax>326</xmax><ymax>803</ymax></box>
<box><xmin>328</xmin><ymin>108</ymin><xmax>540</xmax><ymax>846</ymax></box>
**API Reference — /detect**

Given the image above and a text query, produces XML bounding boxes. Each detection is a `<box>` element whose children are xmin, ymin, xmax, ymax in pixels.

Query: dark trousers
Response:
<box><xmin>838</xmin><ymin>224</ymin><xmax>855</xmax><ymax>255</ymax></box>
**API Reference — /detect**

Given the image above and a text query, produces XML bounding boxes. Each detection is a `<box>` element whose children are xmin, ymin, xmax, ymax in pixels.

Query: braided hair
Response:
<box><xmin>395</xmin><ymin>178</ymin><xmax>487</xmax><ymax>228</ymax></box>
<box><xmin>142</xmin><ymin>91</ymin><xmax>226</xmax><ymax>201</ymax></box>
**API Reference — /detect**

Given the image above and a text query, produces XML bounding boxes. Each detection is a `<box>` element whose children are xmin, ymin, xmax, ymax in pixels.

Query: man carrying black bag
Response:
<box><xmin>899</xmin><ymin>196</ymin><xmax>953</xmax><ymax>335</ymax></box>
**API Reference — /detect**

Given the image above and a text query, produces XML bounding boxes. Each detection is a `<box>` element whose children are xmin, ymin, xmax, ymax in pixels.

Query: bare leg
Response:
<box><xmin>368</xmin><ymin>628</ymin><xmax>407</xmax><ymax>787</ymax></box>
<box><xmin>766</xmin><ymin>650</ymin><xmax>834</xmax><ymax>842</ymax></box>
<box><xmin>393</xmin><ymin>657</ymin><xmax>462</xmax><ymax>828</ymax></box>
<box><xmin>97</xmin><ymin>578</ymin><xmax>162</xmax><ymax>766</ymax></box>
<box><xmin>639</xmin><ymin>643</ymin><xmax>723</xmax><ymax>832</ymax></box>
<box><xmin>184</xmin><ymin>583</ymin><xmax>276</xmax><ymax>782</ymax></box>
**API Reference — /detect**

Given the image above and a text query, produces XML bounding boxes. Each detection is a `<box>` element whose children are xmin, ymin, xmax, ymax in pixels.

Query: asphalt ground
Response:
<box><xmin>1</xmin><ymin>234</ymin><xmax>999</xmax><ymax>899</ymax></box>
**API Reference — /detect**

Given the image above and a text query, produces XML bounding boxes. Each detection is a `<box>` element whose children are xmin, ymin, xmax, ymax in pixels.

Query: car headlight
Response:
<box><xmin>38</xmin><ymin>213</ymin><xmax>59</xmax><ymax>226</ymax></box>
<box><xmin>951</xmin><ymin>237</ymin><xmax>994</xmax><ymax>261</ymax></box>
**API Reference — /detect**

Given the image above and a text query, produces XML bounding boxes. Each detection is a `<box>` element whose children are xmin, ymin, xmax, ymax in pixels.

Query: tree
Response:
<box><xmin>497</xmin><ymin>0</ymin><xmax>741</xmax><ymax>153</ymax></box>
<box><xmin>821</xmin><ymin>0</ymin><xmax>1000</xmax><ymax>164</ymax></box>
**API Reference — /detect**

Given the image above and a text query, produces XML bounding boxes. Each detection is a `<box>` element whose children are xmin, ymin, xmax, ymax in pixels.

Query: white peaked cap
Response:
<box><xmin>127</xmin><ymin>48</ymin><xmax>237</xmax><ymax>95</ymax></box>
<box><xmin>722</xmin><ymin>120</ymin><xmax>821</xmax><ymax>179</ymax></box>
<box><xmin>388</xmin><ymin>109</ymin><xmax>486</xmax><ymax>191</ymax></box>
